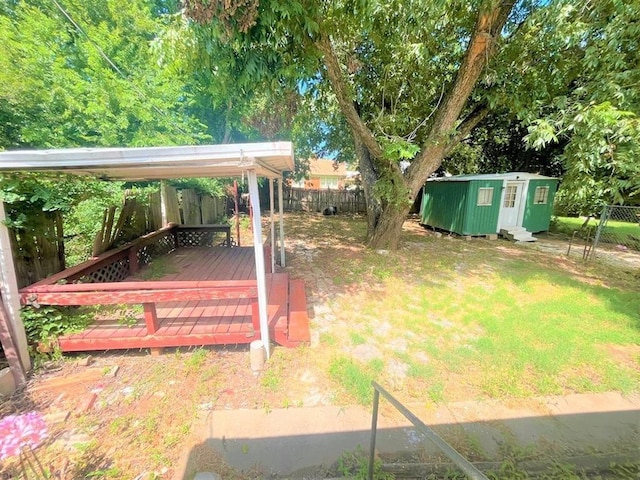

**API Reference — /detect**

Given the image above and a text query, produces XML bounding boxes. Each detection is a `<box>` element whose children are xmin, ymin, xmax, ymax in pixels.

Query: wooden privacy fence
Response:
<box><xmin>148</xmin><ymin>187</ymin><xmax>227</xmax><ymax>231</ymax></box>
<box><xmin>94</xmin><ymin>187</ymin><xmax>228</xmax><ymax>256</ymax></box>
<box><xmin>10</xmin><ymin>186</ymin><xmax>226</xmax><ymax>288</ymax></box>
<box><xmin>10</xmin><ymin>210</ymin><xmax>65</xmax><ymax>288</ymax></box>
<box><xmin>282</xmin><ymin>187</ymin><xmax>366</xmax><ymax>213</ymax></box>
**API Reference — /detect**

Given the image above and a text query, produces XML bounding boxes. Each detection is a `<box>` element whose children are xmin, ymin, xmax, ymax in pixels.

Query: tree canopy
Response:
<box><xmin>2</xmin><ymin>0</ymin><xmax>638</xmax><ymax>249</ymax></box>
<box><xmin>0</xmin><ymin>0</ymin><xmax>206</xmax><ymax>149</ymax></box>
<box><xmin>495</xmin><ymin>0</ymin><xmax>640</xmax><ymax>214</ymax></box>
<box><xmin>172</xmin><ymin>0</ymin><xmax>639</xmax><ymax>245</ymax></box>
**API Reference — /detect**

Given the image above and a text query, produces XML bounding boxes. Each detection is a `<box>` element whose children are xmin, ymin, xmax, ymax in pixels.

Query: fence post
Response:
<box><xmin>589</xmin><ymin>206</ymin><xmax>610</xmax><ymax>260</ymax></box>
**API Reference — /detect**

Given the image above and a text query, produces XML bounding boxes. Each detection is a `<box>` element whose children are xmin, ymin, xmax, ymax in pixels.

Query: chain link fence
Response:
<box><xmin>591</xmin><ymin>205</ymin><xmax>640</xmax><ymax>259</ymax></box>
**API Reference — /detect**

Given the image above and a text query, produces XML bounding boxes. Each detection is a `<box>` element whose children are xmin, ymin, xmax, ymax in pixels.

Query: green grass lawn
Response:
<box><xmin>553</xmin><ymin>215</ymin><xmax>640</xmax><ymax>249</ymax></box>
<box><xmin>290</xmin><ymin>215</ymin><xmax>640</xmax><ymax>405</ymax></box>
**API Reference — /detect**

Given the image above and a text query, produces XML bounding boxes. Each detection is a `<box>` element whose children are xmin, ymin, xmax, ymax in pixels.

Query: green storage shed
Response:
<box><xmin>420</xmin><ymin>173</ymin><xmax>558</xmax><ymax>240</ymax></box>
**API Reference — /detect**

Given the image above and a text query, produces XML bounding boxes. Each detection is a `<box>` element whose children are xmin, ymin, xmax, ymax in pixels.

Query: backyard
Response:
<box><xmin>1</xmin><ymin>213</ymin><xmax>639</xmax><ymax>479</ymax></box>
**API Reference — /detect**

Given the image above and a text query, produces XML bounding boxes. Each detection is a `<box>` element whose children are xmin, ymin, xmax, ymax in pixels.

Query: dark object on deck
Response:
<box><xmin>323</xmin><ymin>206</ymin><xmax>338</xmax><ymax>216</ymax></box>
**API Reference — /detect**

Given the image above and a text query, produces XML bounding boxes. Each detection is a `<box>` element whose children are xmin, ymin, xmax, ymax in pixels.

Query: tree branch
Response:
<box><xmin>443</xmin><ymin>105</ymin><xmax>490</xmax><ymax>157</ymax></box>
<box><xmin>406</xmin><ymin>0</ymin><xmax>516</xmax><ymax>192</ymax></box>
<box><xmin>315</xmin><ymin>34</ymin><xmax>390</xmax><ymax>169</ymax></box>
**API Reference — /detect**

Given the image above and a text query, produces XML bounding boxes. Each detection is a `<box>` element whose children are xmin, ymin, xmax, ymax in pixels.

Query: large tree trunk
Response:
<box><xmin>366</xmin><ymin>202</ymin><xmax>412</xmax><ymax>250</ymax></box>
<box><xmin>354</xmin><ymin>135</ymin><xmax>381</xmax><ymax>238</ymax></box>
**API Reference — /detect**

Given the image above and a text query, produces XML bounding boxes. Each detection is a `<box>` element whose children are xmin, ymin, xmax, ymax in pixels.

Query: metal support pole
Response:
<box><xmin>367</xmin><ymin>389</ymin><xmax>380</xmax><ymax>480</ymax></box>
<box><xmin>370</xmin><ymin>381</ymin><xmax>488</xmax><ymax>480</ymax></box>
<box><xmin>269</xmin><ymin>178</ymin><xmax>275</xmax><ymax>272</ymax></box>
<box><xmin>0</xmin><ymin>295</ymin><xmax>27</xmax><ymax>387</ymax></box>
<box><xmin>278</xmin><ymin>177</ymin><xmax>286</xmax><ymax>267</ymax></box>
<box><xmin>589</xmin><ymin>206</ymin><xmax>609</xmax><ymax>260</ymax></box>
<box><xmin>234</xmin><ymin>180</ymin><xmax>240</xmax><ymax>246</ymax></box>
<box><xmin>160</xmin><ymin>179</ymin><xmax>168</xmax><ymax>227</ymax></box>
<box><xmin>0</xmin><ymin>201</ymin><xmax>31</xmax><ymax>374</ymax></box>
<box><xmin>247</xmin><ymin>170</ymin><xmax>271</xmax><ymax>359</ymax></box>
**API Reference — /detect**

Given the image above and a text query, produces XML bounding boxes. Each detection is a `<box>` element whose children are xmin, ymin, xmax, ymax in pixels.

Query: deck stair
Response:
<box><xmin>500</xmin><ymin>227</ymin><xmax>536</xmax><ymax>242</ymax></box>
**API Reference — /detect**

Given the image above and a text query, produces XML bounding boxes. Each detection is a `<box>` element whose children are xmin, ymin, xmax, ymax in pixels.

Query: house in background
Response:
<box><xmin>420</xmin><ymin>172</ymin><xmax>559</xmax><ymax>241</ymax></box>
<box><xmin>291</xmin><ymin>159</ymin><xmax>348</xmax><ymax>190</ymax></box>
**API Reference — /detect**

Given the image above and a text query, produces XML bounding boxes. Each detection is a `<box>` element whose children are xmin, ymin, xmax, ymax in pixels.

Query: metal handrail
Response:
<box><xmin>368</xmin><ymin>381</ymin><xmax>489</xmax><ymax>480</ymax></box>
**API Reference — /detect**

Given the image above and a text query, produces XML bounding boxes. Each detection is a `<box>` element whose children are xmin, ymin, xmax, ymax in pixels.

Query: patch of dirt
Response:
<box><xmin>599</xmin><ymin>344</ymin><xmax>640</xmax><ymax>370</ymax></box>
<box><xmin>534</xmin><ymin>232</ymin><xmax>640</xmax><ymax>271</ymax></box>
<box><xmin>0</xmin><ymin>345</ymin><xmax>334</xmax><ymax>479</ymax></box>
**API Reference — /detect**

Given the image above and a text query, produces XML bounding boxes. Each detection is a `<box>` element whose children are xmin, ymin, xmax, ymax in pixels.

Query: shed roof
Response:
<box><xmin>0</xmin><ymin>142</ymin><xmax>293</xmax><ymax>180</ymax></box>
<box><xmin>429</xmin><ymin>172</ymin><xmax>557</xmax><ymax>182</ymax></box>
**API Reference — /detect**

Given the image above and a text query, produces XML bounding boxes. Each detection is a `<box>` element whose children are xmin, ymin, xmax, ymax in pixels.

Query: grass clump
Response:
<box><xmin>185</xmin><ymin>348</ymin><xmax>208</xmax><ymax>373</ymax></box>
<box><xmin>350</xmin><ymin>331</ymin><xmax>366</xmax><ymax>345</ymax></box>
<box><xmin>329</xmin><ymin>356</ymin><xmax>384</xmax><ymax>405</ymax></box>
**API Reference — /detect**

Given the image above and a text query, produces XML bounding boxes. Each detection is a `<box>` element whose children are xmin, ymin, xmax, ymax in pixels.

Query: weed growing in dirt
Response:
<box><xmin>350</xmin><ymin>331</ymin><xmax>366</xmax><ymax>345</ymax></box>
<box><xmin>336</xmin><ymin>446</ymin><xmax>394</xmax><ymax>480</ymax></box>
<box><xmin>261</xmin><ymin>364</ymin><xmax>282</xmax><ymax>391</ymax></box>
<box><xmin>184</xmin><ymin>348</ymin><xmax>208</xmax><ymax>373</ymax></box>
<box><xmin>329</xmin><ymin>356</ymin><xmax>384</xmax><ymax>404</ymax></box>
<box><xmin>320</xmin><ymin>332</ymin><xmax>338</xmax><ymax>346</ymax></box>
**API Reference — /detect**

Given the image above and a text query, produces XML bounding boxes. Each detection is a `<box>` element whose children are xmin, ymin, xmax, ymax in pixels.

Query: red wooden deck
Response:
<box><xmin>48</xmin><ymin>247</ymin><xmax>309</xmax><ymax>351</ymax></box>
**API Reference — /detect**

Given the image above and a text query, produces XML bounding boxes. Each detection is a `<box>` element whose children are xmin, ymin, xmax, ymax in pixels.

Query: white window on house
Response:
<box><xmin>320</xmin><ymin>177</ymin><xmax>339</xmax><ymax>189</ymax></box>
<box><xmin>534</xmin><ymin>186</ymin><xmax>549</xmax><ymax>205</ymax></box>
<box><xmin>503</xmin><ymin>185</ymin><xmax>518</xmax><ymax>208</ymax></box>
<box><xmin>477</xmin><ymin>187</ymin><xmax>494</xmax><ymax>206</ymax></box>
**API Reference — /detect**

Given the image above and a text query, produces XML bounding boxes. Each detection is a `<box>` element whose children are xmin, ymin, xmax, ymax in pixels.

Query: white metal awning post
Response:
<box><xmin>0</xmin><ymin>201</ymin><xmax>31</xmax><ymax>375</ymax></box>
<box><xmin>269</xmin><ymin>178</ymin><xmax>275</xmax><ymax>272</ymax></box>
<box><xmin>278</xmin><ymin>177</ymin><xmax>286</xmax><ymax>267</ymax></box>
<box><xmin>160</xmin><ymin>179</ymin><xmax>169</xmax><ymax>227</ymax></box>
<box><xmin>247</xmin><ymin>169</ymin><xmax>271</xmax><ymax>359</ymax></box>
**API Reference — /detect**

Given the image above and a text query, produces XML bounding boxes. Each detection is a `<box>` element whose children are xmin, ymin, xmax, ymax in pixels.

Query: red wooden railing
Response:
<box><xmin>19</xmin><ymin>224</ymin><xmax>268</xmax><ymax>336</ymax></box>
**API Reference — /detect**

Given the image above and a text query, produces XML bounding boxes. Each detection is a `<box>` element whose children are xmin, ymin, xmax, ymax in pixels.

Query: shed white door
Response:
<box><xmin>499</xmin><ymin>181</ymin><xmax>525</xmax><ymax>228</ymax></box>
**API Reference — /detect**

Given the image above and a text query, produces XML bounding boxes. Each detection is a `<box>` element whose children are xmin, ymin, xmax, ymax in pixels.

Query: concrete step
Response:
<box><xmin>513</xmin><ymin>234</ymin><xmax>537</xmax><ymax>242</ymax></box>
<box><xmin>500</xmin><ymin>228</ymin><xmax>537</xmax><ymax>242</ymax></box>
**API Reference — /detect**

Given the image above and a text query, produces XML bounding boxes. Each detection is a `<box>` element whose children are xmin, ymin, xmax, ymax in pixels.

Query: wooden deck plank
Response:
<box><xmin>169</xmin><ymin>299</ymin><xmax>199</xmax><ymax>329</ymax></box>
<box><xmin>59</xmin><ymin>331</ymin><xmax>258</xmax><ymax>351</ymax></box>
<box><xmin>189</xmin><ymin>300</ymin><xmax>224</xmax><ymax>334</ymax></box>
<box><xmin>208</xmin><ymin>247</ymin><xmax>241</xmax><ymax>280</ymax></box>
<box><xmin>183</xmin><ymin>248</ymin><xmax>227</xmax><ymax>281</ymax></box>
<box><xmin>160</xmin><ymin>301</ymin><xmax>202</xmax><ymax>336</ymax></box>
<box><xmin>211</xmin><ymin>297</ymin><xmax>243</xmax><ymax>334</ymax></box>
<box><xmin>211</xmin><ymin>248</ymin><xmax>236</xmax><ymax>280</ymax></box>
<box><xmin>235</xmin><ymin>248</ymin><xmax>256</xmax><ymax>280</ymax></box>
<box><xmin>226</xmin><ymin>297</ymin><xmax>250</xmax><ymax>335</ymax></box>
<box><xmin>268</xmin><ymin>273</ymin><xmax>288</xmax><ymax>330</ymax></box>
<box><xmin>288</xmin><ymin>279</ymin><xmax>311</xmax><ymax>344</ymax></box>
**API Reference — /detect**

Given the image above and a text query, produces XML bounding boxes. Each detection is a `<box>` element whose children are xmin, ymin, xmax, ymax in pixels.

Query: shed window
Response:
<box><xmin>503</xmin><ymin>185</ymin><xmax>518</xmax><ymax>208</ymax></box>
<box><xmin>534</xmin><ymin>186</ymin><xmax>549</xmax><ymax>205</ymax></box>
<box><xmin>477</xmin><ymin>187</ymin><xmax>494</xmax><ymax>206</ymax></box>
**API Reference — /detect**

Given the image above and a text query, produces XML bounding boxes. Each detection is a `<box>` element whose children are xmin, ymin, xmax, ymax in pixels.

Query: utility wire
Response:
<box><xmin>50</xmin><ymin>0</ymin><xmax>191</xmax><ymax>138</ymax></box>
